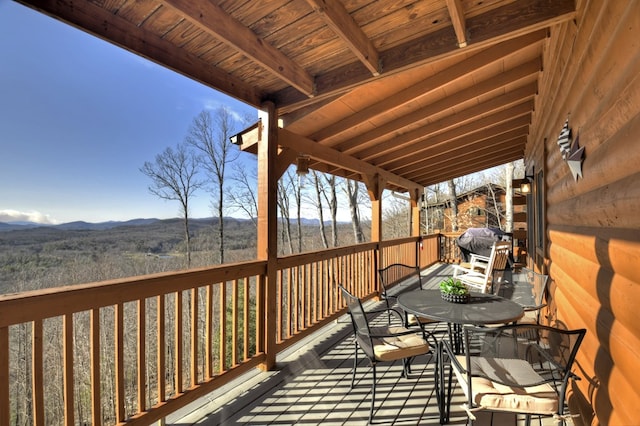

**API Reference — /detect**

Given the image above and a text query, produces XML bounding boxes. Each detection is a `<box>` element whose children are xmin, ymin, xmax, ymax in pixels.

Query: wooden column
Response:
<box><xmin>365</xmin><ymin>173</ymin><xmax>385</xmax><ymax>296</ymax></box>
<box><xmin>257</xmin><ymin>102</ymin><xmax>278</xmax><ymax>371</ymax></box>
<box><xmin>410</xmin><ymin>188</ymin><xmax>421</xmax><ymax>237</ymax></box>
<box><xmin>364</xmin><ymin>173</ymin><xmax>385</xmax><ymax>242</ymax></box>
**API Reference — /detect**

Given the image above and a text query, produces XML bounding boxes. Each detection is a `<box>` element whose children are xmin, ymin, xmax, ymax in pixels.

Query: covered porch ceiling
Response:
<box><xmin>19</xmin><ymin>0</ymin><xmax>576</xmax><ymax>192</ymax></box>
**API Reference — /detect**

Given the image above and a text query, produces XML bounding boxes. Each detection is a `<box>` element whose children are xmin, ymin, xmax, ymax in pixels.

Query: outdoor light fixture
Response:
<box><xmin>296</xmin><ymin>155</ymin><xmax>310</xmax><ymax>176</ymax></box>
<box><xmin>520</xmin><ymin>172</ymin><xmax>534</xmax><ymax>194</ymax></box>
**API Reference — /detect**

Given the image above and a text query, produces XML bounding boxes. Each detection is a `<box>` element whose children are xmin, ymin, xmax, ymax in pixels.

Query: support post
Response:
<box><xmin>257</xmin><ymin>102</ymin><xmax>278</xmax><ymax>371</ymax></box>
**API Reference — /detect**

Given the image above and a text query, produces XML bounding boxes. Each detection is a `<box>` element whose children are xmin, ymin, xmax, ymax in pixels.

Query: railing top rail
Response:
<box><xmin>0</xmin><ymin>259</ymin><xmax>267</xmax><ymax>328</ymax></box>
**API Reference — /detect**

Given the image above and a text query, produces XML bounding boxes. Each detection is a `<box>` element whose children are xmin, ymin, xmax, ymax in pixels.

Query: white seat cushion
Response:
<box><xmin>454</xmin><ymin>356</ymin><xmax>558</xmax><ymax>415</ymax></box>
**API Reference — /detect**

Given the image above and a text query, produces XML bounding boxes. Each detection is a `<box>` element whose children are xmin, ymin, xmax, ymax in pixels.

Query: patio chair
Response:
<box><xmin>496</xmin><ymin>268</ymin><xmax>550</xmax><ymax>325</ymax></box>
<box><xmin>378</xmin><ymin>263</ymin><xmax>442</xmax><ymax>345</ymax></box>
<box><xmin>339</xmin><ymin>285</ymin><xmax>433</xmax><ymax>424</ymax></box>
<box><xmin>452</xmin><ymin>241</ymin><xmax>511</xmax><ymax>293</ymax></box>
<box><xmin>438</xmin><ymin>323</ymin><xmax>586</xmax><ymax>425</ymax></box>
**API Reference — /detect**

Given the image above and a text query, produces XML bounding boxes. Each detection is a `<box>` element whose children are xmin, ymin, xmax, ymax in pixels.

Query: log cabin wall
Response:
<box><xmin>527</xmin><ymin>1</ymin><xmax>640</xmax><ymax>425</ymax></box>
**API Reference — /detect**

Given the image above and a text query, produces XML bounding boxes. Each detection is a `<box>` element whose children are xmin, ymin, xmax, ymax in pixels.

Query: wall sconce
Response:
<box><xmin>296</xmin><ymin>155</ymin><xmax>309</xmax><ymax>176</ymax></box>
<box><xmin>520</xmin><ymin>173</ymin><xmax>534</xmax><ymax>194</ymax></box>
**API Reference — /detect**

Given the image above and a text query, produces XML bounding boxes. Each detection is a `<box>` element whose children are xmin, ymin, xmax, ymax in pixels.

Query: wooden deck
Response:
<box><xmin>169</xmin><ymin>264</ymin><xmax>570</xmax><ymax>426</ymax></box>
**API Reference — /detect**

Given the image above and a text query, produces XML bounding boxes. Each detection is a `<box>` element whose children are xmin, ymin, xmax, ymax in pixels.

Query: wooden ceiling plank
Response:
<box><xmin>414</xmin><ymin>143</ymin><xmax>525</xmax><ymax>181</ymax></box>
<box><xmin>354</xmin><ymin>82</ymin><xmax>537</xmax><ymax>161</ymax></box>
<box><xmin>162</xmin><ymin>0</ymin><xmax>316</xmax><ymax>97</ymax></box>
<box><xmin>466</xmin><ymin>0</ymin><xmax>575</xmax><ymax>45</ymax></box>
<box><xmin>377</xmin><ymin>106</ymin><xmax>532</xmax><ymax>170</ymax></box>
<box><xmin>19</xmin><ymin>0</ymin><xmax>263</xmax><ymax>106</ymax></box>
<box><xmin>305</xmin><ymin>0</ymin><xmax>381</xmax><ymax>76</ymax></box>
<box><xmin>334</xmin><ymin>58</ymin><xmax>542</xmax><ymax>155</ymax></box>
<box><xmin>391</xmin><ymin>125</ymin><xmax>529</xmax><ymax>180</ymax></box>
<box><xmin>309</xmin><ymin>31</ymin><xmax>544</xmax><ymax>143</ymax></box>
<box><xmin>445</xmin><ymin>0</ymin><xmax>467</xmax><ymax>47</ymax></box>
<box><xmin>277</xmin><ymin>129</ymin><xmax>421</xmax><ymax>192</ymax></box>
<box><xmin>417</xmin><ymin>147</ymin><xmax>525</xmax><ymax>185</ymax></box>
<box><xmin>335</xmin><ymin>58</ymin><xmax>540</xmax><ymax>153</ymax></box>
<box><xmin>405</xmin><ymin>133</ymin><xmax>528</xmax><ymax>179</ymax></box>
<box><xmin>275</xmin><ymin>0</ymin><xmax>573</xmax><ymax>111</ymax></box>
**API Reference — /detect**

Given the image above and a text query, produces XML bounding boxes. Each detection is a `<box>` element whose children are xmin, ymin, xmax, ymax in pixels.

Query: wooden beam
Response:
<box><xmin>305</xmin><ymin>0</ymin><xmax>380</xmax><ymax>76</ymax></box>
<box><xmin>446</xmin><ymin>0</ymin><xmax>467</xmax><ymax>47</ymax></box>
<box><xmin>309</xmin><ymin>31</ymin><xmax>545</xmax><ymax>143</ymax></box>
<box><xmin>18</xmin><ymin>0</ymin><xmax>263</xmax><ymax>107</ymax></box>
<box><xmin>163</xmin><ymin>0</ymin><xmax>315</xmax><ymax>97</ymax></box>
<box><xmin>277</xmin><ymin>128</ymin><xmax>421</xmax><ymax>193</ymax></box>
<box><xmin>275</xmin><ymin>0</ymin><xmax>574</xmax><ymax>111</ymax></box>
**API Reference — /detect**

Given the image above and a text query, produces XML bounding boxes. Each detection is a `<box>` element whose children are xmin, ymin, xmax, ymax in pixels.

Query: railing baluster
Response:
<box><xmin>0</xmin><ymin>327</ymin><xmax>9</xmax><ymax>425</ymax></box>
<box><xmin>90</xmin><ymin>308</ymin><xmax>101</xmax><ymax>425</ymax></box>
<box><xmin>190</xmin><ymin>288</ymin><xmax>198</xmax><ymax>387</ymax></box>
<box><xmin>115</xmin><ymin>303</ymin><xmax>125</xmax><ymax>422</ymax></box>
<box><xmin>244</xmin><ymin>278</ymin><xmax>250</xmax><ymax>361</ymax></box>
<box><xmin>232</xmin><ymin>279</ymin><xmax>238</xmax><ymax>367</ymax></box>
<box><xmin>63</xmin><ymin>313</ymin><xmax>74</xmax><ymax>426</ymax></box>
<box><xmin>32</xmin><ymin>319</ymin><xmax>44</xmax><ymax>425</ymax></box>
<box><xmin>175</xmin><ymin>292</ymin><xmax>183</xmax><ymax>394</ymax></box>
<box><xmin>219</xmin><ymin>282</ymin><xmax>226</xmax><ymax>373</ymax></box>
<box><xmin>157</xmin><ymin>295</ymin><xmax>166</xmax><ymax>404</ymax></box>
<box><xmin>137</xmin><ymin>298</ymin><xmax>146</xmax><ymax>413</ymax></box>
<box><xmin>206</xmin><ymin>285</ymin><xmax>213</xmax><ymax>379</ymax></box>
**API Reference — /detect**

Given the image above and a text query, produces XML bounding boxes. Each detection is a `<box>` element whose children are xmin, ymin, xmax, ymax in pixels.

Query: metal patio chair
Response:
<box><xmin>438</xmin><ymin>323</ymin><xmax>586</xmax><ymax>425</ymax></box>
<box><xmin>339</xmin><ymin>284</ymin><xmax>433</xmax><ymax>424</ymax></box>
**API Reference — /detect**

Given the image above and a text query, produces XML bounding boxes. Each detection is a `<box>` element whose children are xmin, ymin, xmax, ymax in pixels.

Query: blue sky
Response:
<box><xmin>0</xmin><ymin>1</ymin><xmax>258</xmax><ymax>224</ymax></box>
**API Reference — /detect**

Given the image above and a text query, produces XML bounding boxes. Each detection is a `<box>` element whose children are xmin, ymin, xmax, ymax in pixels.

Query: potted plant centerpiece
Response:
<box><xmin>439</xmin><ymin>277</ymin><xmax>470</xmax><ymax>303</ymax></box>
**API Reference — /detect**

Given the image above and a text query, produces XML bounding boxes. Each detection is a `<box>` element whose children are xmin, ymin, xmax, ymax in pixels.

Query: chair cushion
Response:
<box><xmin>406</xmin><ymin>313</ymin><xmax>438</xmax><ymax>326</ymax></box>
<box><xmin>370</xmin><ymin>326</ymin><xmax>430</xmax><ymax>361</ymax></box>
<box><xmin>454</xmin><ymin>356</ymin><xmax>558</xmax><ymax>415</ymax></box>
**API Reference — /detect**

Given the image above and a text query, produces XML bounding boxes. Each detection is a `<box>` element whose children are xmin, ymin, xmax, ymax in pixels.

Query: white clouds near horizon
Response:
<box><xmin>0</xmin><ymin>209</ymin><xmax>59</xmax><ymax>225</ymax></box>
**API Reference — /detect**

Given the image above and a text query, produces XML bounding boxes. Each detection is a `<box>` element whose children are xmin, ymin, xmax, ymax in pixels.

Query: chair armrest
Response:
<box><xmin>452</xmin><ymin>264</ymin><xmax>484</xmax><ymax>277</ymax></box>
<box><xmin>365</xmin><ymin>307</ymin><xmax>405</xmax><ymax>324</ymax></box>
<box><xmin>439</xmin><ymin>339</ymin><xmax>467</xmax><ymax>373</ymax></box>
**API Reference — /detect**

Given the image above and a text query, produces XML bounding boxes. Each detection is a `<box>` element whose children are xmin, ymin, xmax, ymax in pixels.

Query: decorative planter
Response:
<box><xmin>441</xmin><ymin>292</ymin><xmax>470</xmax><ymax>304</ymax></box>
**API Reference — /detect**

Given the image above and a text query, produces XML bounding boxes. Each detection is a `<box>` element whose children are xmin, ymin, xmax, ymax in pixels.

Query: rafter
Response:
<box><xmin>163</xmin><ymin>0</ymin><xmax>316</xmax><ymax>97</ymax></box>
<box><xmin>446</xmin><ymin>0</ymin><xmax>467</xmax><ymax>47</ymax></box>
<box><xmin>305</xmin><ymin>0</ymin><xmax>380</xmax><ymax>76</ymax></box>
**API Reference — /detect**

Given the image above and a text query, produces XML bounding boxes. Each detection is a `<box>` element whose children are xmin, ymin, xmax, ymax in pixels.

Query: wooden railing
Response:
<box><xmin>0</xmin><ymin>235</ymin><xmax>444</xmax><ymax>425</ymax></box>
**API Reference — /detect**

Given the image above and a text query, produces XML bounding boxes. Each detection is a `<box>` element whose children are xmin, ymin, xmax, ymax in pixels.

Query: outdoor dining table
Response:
<box><xmin>397</xmin><ymin>289</ymin><xmax>525</xmax><ymax>423</ymax></box>
<box><xmin>397</xmin><ymin>289</ymin><xmax>524</xmax><ymax>353</ymax></box>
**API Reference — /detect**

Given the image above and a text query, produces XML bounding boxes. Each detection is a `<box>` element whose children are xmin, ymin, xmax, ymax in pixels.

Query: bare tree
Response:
<box><xmin>185</xmin><ymin>108</ymin><xmax>241</xmax><ymax>264</ymax></box>
<box><xmin>140</xmin><ymin>143</ymin><xmax>203</xmax><ymax>267</ymax></box>
<box><xmin>310</xmin><ymin>171</ymin><xmax>329</xmax><ymax>249</ymax></box>
<box><xmin>227</xmin><ymin>162</ymin><xmax>258</xmax><ymax>227</ymax></box>
<box><xmin>321</xmin><ymin>175</ymin><xmax>339</xmax><ymax>247</ymax></box>
<box><xmin>447</xmin><ymin>179</ymin><xmax>459</xmax><ymax>232</ymax></box>
<box><xmin>345</xmin><ymin>179</ymin><xmax>365</xmax><ymax>243</ymax></box>
<box><xmin>277</xmin><ymin>176</ymin><xmax>294</xmax><ymax>254</ymax></box>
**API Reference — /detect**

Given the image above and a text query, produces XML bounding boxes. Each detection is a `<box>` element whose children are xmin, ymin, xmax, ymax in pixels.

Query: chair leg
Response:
<box><xmin>351</xmin><ymin>342</ymin><xmax>358</xmax><ymax>388</ymax></box>
<box><xmin>369</xmin><ymin>363</ymin><xmax>377</xmax><ymax>424</ymax></box>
